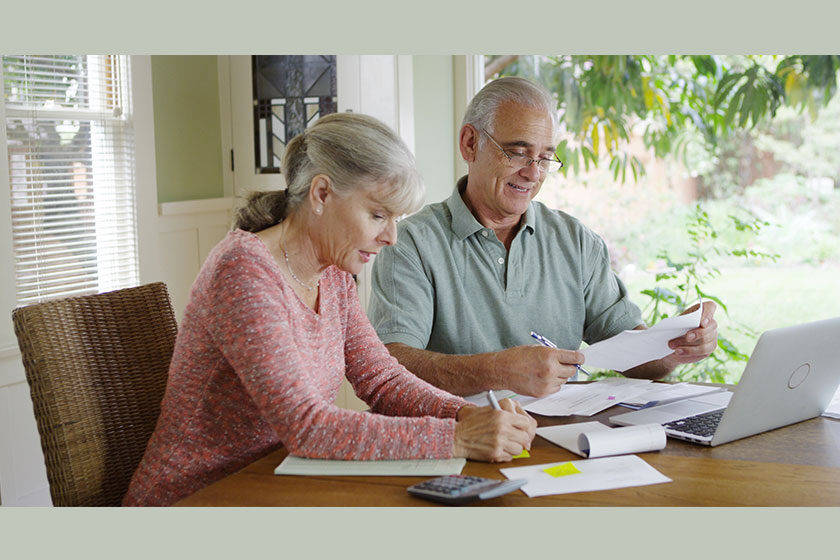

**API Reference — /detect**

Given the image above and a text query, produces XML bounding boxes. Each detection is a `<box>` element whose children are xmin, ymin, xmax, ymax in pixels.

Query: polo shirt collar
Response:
<box><xmin>445</xmin><ymin>176</ymin><xmax>537</xmax><ymax>241</ymax></box>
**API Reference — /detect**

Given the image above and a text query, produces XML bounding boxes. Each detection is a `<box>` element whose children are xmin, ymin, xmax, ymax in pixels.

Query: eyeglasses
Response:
<box><xmin>481</xmin><ymin>128</ymin><xmax>563</xmax><ymax>173</ymax></box>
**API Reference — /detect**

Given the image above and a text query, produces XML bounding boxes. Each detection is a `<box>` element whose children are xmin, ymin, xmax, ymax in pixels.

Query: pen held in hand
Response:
<box><xmin>529</xmin><ymin>331</ymin><xmax>592</xmax><ymax>378</ymax></box>
<box><xmin>486</xmin><ymin>389</ymin><xmax>502</xmax><ymax>410</ymax></box>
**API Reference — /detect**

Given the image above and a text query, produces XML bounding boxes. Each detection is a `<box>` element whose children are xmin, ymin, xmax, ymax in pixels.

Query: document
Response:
<box><xmin>522</xmin><ymin>378</ymin><xmax>653</xmax><ymax>416</ymax></box>
<box><xmin>536</xmin><ymin>421</ymin><xmax>666</xmax><ymax>458</ymax></box>
<box><xmin>499</xmin><ymin>455</ymin><xmax>671</xmax><ymax>497</ymax></box>
<box><xmin>582</xmin><ymin>303</ymin><xmax>703</xmax><ymax>371</ymax></box>
<box><xmin>619</xmin><ymin>382</ymin><xmax>726</xmax><ymax>409</ymax></box>
<box><xmin>823</xmin><ymin>384</ymin><xmax>840</xmax><ymax>419</ymax></box>
<box><xmin>274</xmin><ymin>455</ymin><xmax>466</xmax><ymax>476</ymax></box>
<box><xmin>463</xmin><ymin>389</ymin><xmax>519</xmax><ymax>406</ymax></box>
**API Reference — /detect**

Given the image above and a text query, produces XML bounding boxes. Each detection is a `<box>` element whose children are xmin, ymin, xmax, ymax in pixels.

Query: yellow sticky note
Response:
<box><xmin>543</xmin><ymin>462</ymin><xmax>582</xmax><ymax>477</ymax></box>
<box><xmin>512</xmin><ymin>449</ymin><xmax>530</xmax><ymax>459</ymax></box>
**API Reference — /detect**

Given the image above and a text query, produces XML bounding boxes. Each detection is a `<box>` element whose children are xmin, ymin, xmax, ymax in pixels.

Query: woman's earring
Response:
<box><xmin>315</xmin><ymin>207</ymin><xmax>322</xmax><ymax>215</ymax></box>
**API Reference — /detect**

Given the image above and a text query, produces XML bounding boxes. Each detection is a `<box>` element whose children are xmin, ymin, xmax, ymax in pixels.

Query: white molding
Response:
<box><xmin>396</xmin><ymin>55</ymin><xmax>416</xmax><ymax>154</ymax></box>
<box><xmin>452</xmin><ymin>55</ymin><xmax>485</xmax><ymax>182</ymax></box>
<box><xmin>336</xmin><ymin>55</ymin><xmax>361</xmax><ymax>114</ymax></box>
<box><xmin>0</xmin><ymin>344</ymin><xmax>19</xmax><ymax>360</ymax></box>
<box><xmin>217</xmin><ymin>56</ymin><xmax>234</xmax><ymax>198</ymax></box>
<box><xmin>131</xmin><ymin>55</ymin><xmax>162</xmax><ymax>285</ymax></box>
<box><xmin>0</xmin><ymin>354</ymin><xmax>25</xmax><ymax>388</ymax></box>
<box><xmin>159</xmin><ymin>197</ymin><xmax>235</xmax><ymax>217</ymax></box>
<box><xmin>0</xmin><ymin>63</ymin><xmax>17</xmax><ymax>352</ymax></box>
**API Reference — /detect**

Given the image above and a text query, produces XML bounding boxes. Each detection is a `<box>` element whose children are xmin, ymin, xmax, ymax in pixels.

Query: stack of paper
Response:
<box><xmin>521</xmin><ymin>378</ymin><xmax>653</xmax><ymax>416</ymax></box>
<box><xmin>274</xmin><ymin>455</ymin><xmax>466</xmax><ymax>476</ymax></box>
<box><xmin>619</xmin><ymin>382</ymin><xmax>726</xmax><ymax>409</ymax></box>
<box><xmin>823</xmin><ymin>385</ymin><xmax>840</xmax><ymax>419</ymax></box>
<box><xmin>500</xmin><ymin>455</ymin><xmax>671</xmax><ymax>497</ymax></box>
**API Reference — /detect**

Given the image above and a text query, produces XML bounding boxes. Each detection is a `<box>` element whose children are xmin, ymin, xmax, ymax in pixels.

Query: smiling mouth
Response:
<box><xmin>507</xmin><ymin>182</ymin><xmax>531</xmax><ymax>194</ymax></box>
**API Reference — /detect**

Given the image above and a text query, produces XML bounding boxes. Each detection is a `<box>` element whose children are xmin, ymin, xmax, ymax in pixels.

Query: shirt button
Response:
<box><xmin>497</xmin><ymin>257</ymin><xmax>505</xmax><ymax>264</ymax></box>
<box><xmin>481</xmin><ymin>230</ymin><xmax>489</xmax><ymax>237</ymax></box>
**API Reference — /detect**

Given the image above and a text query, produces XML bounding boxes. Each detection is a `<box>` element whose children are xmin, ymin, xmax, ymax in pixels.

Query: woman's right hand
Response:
<box><xmin>452</xmin><ymin>399</ymin><xmax>537</xmax><ymax>462</ymax></box>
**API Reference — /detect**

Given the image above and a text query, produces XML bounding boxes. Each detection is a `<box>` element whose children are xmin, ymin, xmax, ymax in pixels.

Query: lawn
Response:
<box><xmin>622</xmin><ymin>263</ymin><xmax>840</xmax><ymax>383</ymax></box>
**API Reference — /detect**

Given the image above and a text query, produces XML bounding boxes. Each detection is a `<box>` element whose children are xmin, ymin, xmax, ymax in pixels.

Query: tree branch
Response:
<box><xmin>485</xmin><ymin>55</ymin><xmax>519</xmax><ymax>80</ymax></box>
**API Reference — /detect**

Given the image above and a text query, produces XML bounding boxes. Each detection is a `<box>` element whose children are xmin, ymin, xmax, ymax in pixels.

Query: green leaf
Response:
<box><xmin>717</xmin><ymin>336</ymin><xmax>749</xmax><ymax>361</ymax></box>
<box><xmin>694</xmin><ymin>286</ymin><xmax>728</xmax><ymax>314</ymax></box>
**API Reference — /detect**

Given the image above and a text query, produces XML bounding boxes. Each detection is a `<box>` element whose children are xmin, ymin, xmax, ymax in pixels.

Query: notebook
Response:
<box><xmin>610</xmin><ymin>316</ymin><xmax>840</xmax><ymax>446</ymax></box>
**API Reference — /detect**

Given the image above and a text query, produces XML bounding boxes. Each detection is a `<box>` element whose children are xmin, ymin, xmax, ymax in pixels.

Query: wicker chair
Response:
<box><xmin>12</xmin><ymin>282</ymin><xmax>177</xmax><ymax>506</ymax></box>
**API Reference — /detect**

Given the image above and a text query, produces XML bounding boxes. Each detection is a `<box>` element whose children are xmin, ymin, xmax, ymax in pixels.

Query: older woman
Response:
<box><xmin>123</xmin><ymin>113</ymin><xmax>536</xmax><ymax>506</ymax></box>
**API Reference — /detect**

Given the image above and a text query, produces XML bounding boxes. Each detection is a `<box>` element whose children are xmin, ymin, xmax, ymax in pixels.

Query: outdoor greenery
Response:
<box><xmin>488</xmin><ymin>55</ymin><xmax>840</xmax><ymax>182</ymax></box>
<box><xmin>503</xmin><ymin>55</ymin><xmax>840</xmax><ymax>383</ymax></box>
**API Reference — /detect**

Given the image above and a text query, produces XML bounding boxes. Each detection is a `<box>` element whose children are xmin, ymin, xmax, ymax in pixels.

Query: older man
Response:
<box><xmin>368</xmin><ymin>76</ymin><xmax>718</xmax><ymax>398</ymax></box>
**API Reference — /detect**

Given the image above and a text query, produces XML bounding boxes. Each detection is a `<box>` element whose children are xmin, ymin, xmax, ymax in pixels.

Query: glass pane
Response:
<box><xmin>251</xmin><ymin>55</ymin><xmax>337</xmax><ymax>174</ymax></box>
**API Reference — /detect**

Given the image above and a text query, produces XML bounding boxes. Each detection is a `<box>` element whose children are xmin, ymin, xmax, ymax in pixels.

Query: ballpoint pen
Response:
<box><xmin>486</xmin><ymin>389</ymin><xmax>502</xmax><ymax>410</ymax></box>
<box><xmin>529</xmin><ymin>331</ymin><xmax>592</xmax><ymax>378</ymax></box>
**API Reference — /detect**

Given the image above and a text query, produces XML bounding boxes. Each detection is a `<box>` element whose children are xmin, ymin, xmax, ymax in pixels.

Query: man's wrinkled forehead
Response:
<box><xmin>491</xmin><ymin>102</ymin><xmax>558</xmax><ymax>152</ymax></box>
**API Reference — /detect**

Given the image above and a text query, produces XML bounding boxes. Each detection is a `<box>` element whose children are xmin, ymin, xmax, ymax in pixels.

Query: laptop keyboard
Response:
<box><xmin>664</xmin><ymin>409</ymin><xmax>725</xmax><ymax>437</ymax></box>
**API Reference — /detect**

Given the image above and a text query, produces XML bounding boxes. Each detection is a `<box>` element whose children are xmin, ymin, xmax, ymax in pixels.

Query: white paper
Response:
<box><xmin>522</xmin><ymin>378</ymin><xmax>652</xmax><ymax>416</ymax></box>
<box><xmin>463</xmin><ymin>389</ymin><xmax>519</xmax><ymax>406</ymax></box>
<box><xmin>274</xmin><ymin>455</ymin><xmax>466</xmax><ymax>476</ymax></box>
<box><xmin>823</xmin><ymin>384</ymin><xmax>840</xmax><ymax>419</ymax></box>
<box><xmin>500</xmin><ymin>455</ymin><xmax>671</xmax><ymax>497</ymax></box>
<box><xmin>620</xmin><ymin>382</ymin><xmax>726</xmax><ymax>409</ymax></box>
<box><xmin>536</xmin><ymin>421</ymin><xmax>666</xmax><ymax>458</ymax></box>
<box><xmin>582</xmin><ymin>303</ymin><xmax>703</xmax><ymax>371</ymax></box>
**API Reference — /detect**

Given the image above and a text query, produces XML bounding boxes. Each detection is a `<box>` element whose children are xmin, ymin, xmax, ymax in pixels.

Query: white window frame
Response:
<box><xmin>0</xmin><ymin>54</ymin><xmax>159</xmax><ymax>374</ymax></box>
<box><xmin>452</xmin><ymin>55</ymin><xmax>485</xmax><ymax>179</ymax></box>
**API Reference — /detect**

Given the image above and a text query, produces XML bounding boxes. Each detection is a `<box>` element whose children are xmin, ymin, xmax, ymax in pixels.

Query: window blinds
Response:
<box><xmin>3</xmin><ymin>55</ymin><xmax>139</xmax><ymax>305</ymax></box>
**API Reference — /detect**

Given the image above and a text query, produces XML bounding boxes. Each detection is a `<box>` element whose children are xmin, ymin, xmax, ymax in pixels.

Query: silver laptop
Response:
<box><xmin>610</xmin><ymin>317</ymin><xmax>840</xmax><ymax>446</ymax></box>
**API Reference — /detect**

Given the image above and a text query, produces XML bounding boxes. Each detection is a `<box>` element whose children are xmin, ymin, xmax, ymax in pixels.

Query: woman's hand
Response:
<box><xmin>452</xmin><ymin>399</ymin><xmax>537</xmax><ymax>462</ymax></box>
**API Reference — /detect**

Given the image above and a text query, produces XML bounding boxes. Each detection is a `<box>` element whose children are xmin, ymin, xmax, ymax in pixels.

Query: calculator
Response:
<box><xmin>406</xmin><ymin>474</ymin><xmax>528</xmax><ymax>505</ymax></box>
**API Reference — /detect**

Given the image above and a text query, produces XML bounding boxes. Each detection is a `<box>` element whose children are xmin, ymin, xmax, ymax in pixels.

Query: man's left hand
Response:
<box><xmin>661</xmin><ymin>301</ymin><xmax>719</xmax><ymax>368</ymax></box>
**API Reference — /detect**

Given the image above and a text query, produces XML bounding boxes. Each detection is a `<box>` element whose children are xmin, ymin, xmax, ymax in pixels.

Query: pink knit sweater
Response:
<box><xmin>123</xmin><ymin>230</ymin><xmax>466</xmax><ymax>506</ymax></box>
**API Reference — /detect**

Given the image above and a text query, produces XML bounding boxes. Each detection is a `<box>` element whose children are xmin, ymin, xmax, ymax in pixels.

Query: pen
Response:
<box><xmin>486</xmin><ymin>389</ymin><xmax>502</xmax><ymax>410</ymax></box>
<box><xmin>529</xmin><ymin>331</ymin><xmax>592</xmax><ymax>378</ymax></box>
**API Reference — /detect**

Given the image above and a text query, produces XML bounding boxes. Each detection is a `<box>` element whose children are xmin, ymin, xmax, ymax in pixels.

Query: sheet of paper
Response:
<box><xmin>522</xmin><ymin>378</ymin><xmax>652</xmax><ymax>416</ymax></box>
<box><xmin>582</xmin><ymin>303</ymin><xmax>703</xmax><ymax>371</ymax></box>
<box><xmin>822</xmin><ymin>384</ymin><xmax>840</xmax><ymax>419</ymax></box>
<box><xmin>274</xmin><ymin>455</ymin><xmax>466</xmax><ymax>476</ymax></box>
<box><xmin>500</xmin><ymin>455</ymin><xmax>671</xmax><ymax>497</ymax></box>
<box><xmin>463</xmin><ymin>389</ymin><xmax>519</xmax><ymax>406</ymax></box>
<box><xmin>619</xmin><ymin>382</ymin><xmax>726</xmax><ymax>409</ymax></box>
<box><xmin>536</xmin><ymin>421</ymin><xmax>666</xmax><ymax>458</ymax></box>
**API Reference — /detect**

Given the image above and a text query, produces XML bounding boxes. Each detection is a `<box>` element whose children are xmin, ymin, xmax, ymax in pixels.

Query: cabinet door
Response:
<box><xmin>227</xmin><ymin>55</ymin><xmax>414</xmax><ymax>198</ymax></box>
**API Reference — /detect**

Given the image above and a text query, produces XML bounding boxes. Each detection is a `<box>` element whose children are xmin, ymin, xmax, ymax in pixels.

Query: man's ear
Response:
<box><xmin>459</xmin><ymin>124</ymin><xmax>479</xmax><ymax>163</ymax></box>
<box><xmin>308</xmin><ymin>174</ymin><xmax>331</xmax><ymax>211</ymax></box>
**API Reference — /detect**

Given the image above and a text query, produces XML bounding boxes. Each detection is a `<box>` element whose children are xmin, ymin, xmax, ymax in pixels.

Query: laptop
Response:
<box><xmin>610</xmin><ymin>316</ymin><xmax>840</xmax><ymax>446</ymax></box>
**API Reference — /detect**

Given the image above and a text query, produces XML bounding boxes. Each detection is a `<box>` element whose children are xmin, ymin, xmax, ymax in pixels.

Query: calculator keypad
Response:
<box><xmin>413</xmin><ymin>475</ymin><xmax>496</xmax><ymax>496</ymax></box>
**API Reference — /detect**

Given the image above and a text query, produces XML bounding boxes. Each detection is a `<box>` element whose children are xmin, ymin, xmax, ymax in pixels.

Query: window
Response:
<box><xmin>3</xmin><ymin>55</ymin><xmax>139</xmax><ymax>305</ymax></box>
<box><xmin>251</xmin><ymin>55</ymin><xmax>337</xmax><ymax>174</ymax></box>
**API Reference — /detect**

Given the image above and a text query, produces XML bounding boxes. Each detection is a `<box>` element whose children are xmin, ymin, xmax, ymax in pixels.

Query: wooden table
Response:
<box><xmin>175</xmin><ymin>401</ymin><xmax>840</xmax><ymax>507</ymax></box>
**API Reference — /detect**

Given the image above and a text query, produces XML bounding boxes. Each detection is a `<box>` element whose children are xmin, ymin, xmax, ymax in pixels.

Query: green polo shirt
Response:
<box><xmin>368</xmin><ymin>177</ymin><xmax>643</xmax><ymax>355</ymax></box>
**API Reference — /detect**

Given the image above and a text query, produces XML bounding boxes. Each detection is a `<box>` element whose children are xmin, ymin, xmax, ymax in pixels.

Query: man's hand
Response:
<box><xmin>492</xmin><ymin>345</ymin><xmax>584</xmax><ymax>398</ymax></box>
<box><xmin>661</xmin><ymin>300</ymin><xmax>719</xmax><ymax>369</ymax></box>
<box><xmin>624</xmin><ymin>301</ymin><xmax>719</xmax><ymax>380</ymax></box>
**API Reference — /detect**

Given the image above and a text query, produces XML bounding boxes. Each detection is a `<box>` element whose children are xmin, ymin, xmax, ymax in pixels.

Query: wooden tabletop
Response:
<box><xmin>175</xmin><ymin>400</ymin><xmax>840</xmax><ymax>507</ymax></box>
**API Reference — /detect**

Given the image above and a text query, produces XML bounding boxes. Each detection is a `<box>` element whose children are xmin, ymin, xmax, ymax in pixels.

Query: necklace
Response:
<box><xmin>279</xmin><ymin>237</ymin><xmax>319</xmax><ymax>292</ymax></box>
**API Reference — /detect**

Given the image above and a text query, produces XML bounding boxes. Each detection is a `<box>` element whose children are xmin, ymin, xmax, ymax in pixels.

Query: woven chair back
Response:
<box><xmin>12</xmin><ymin>282</ymin><xmax>177</xmax><ymax>506</ymax></box>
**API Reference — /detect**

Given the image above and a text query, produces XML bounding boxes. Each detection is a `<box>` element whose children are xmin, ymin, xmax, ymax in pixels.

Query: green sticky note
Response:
<box><xmin>543</xmin><ymin>462</ymin><xmax>582</xmax><ymax>477</ymax></box>
<box><xmin>512</xmin><ymin>449</ymin><xmax>530</xmax><ymax>459</ymax></box>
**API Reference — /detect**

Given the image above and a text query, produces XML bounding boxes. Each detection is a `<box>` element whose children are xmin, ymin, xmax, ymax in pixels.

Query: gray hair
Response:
<box><xmin>234</xmin><ymin>112</ymin><xmax>424</xmax><ymax>232</ymax></box>
<box><xmin>461</xmin><ymin>76</ymin><xmax>559</xmax><ymax>148</ymax></box>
